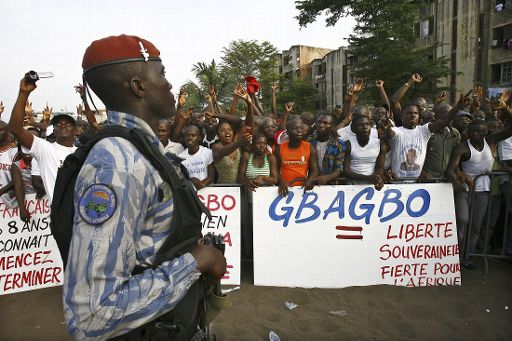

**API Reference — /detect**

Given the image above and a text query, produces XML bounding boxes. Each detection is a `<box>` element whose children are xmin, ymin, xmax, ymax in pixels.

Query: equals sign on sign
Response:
<box><xmin>336</xmin><ymin>226</ymin><xmax>363</xmax><ymax>240</ymax></box>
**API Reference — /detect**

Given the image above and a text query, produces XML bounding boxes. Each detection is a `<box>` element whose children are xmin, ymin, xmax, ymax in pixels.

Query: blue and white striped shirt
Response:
<box><xmin>63</xmin><ymin>111</ymin><xmax>201</xmax><ymax>340</ymax></box>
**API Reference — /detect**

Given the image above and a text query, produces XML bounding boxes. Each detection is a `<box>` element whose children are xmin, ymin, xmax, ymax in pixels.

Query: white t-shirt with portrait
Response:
<box><xmin>179</xmin><ymin>146</ymin><xmax>213</xmax><ymax>181</ymax></box>
<box><xmin>26</xmin><ymin>136</ymin><xmax>76</xmax><ymax>202</ymax></box>
<box><xmin>390</xmin><ymin>124</ymin><xmax>433</xmax><ymax>179</ymax></box>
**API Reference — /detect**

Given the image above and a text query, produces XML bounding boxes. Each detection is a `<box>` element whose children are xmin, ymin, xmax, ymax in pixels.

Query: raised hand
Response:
<box><xmin>284</xmin><ymin>101</ymin><xmax>294</xmax><ymax>113</ymax></box>
<box><xmin>435</xmin><ymin>90</ymin><xmax>447</xmax><ymax>104</ymax></box>
<box><xmin>20</xmin><ymin>74</ymin><xmax>37</xmax><ymax>94</ymax></box>
<box><xmin>76</xmin><ymin>104</ymin><xmax>84</xmax><ymax>116</ymax></box>
<box><xmin>493</xmin><ymin>97</ymin><xmax>509</xmax><ymax>111</ymax></box>
<box><xmin>347</xmin><ymin>84</ymin><xmax>354</xmax><ymax>96</ymax></box>
<box><xmin>74</xmin><ymin>83</ymin><xmax>86</xmax><ymax>101</ymax></box>
<box><xmin>352</xmin><ymin>78</ymin><xmax>364</xmax><ymax>93</ymax></box>
<box><xmin>234</xmin><ymin>84</ymin><xmax>251</xmax><ymax>103</ymax></box>
<box><xmin>375</xmin><ymin>80</ymin><xmax>384</xmax><ymax>88</ymax></box>
<box><xmin>238</xmin><ymin>131</ymin><xmax>252</xmax><ymax>145</ymax></box>
<box><xmin>271</xmin><ymin>82</ymin><xmax>278</xmax><ymax>93</ymax></box>
<box><xmin>180</xmin><ymin>108</ymin><xmax>193</xmax><ymax>121</ymax></box>
<box><xmin>411</xmin><ymin>73</ymin><xmax>423</xmax><ymax>83</ymax></box>
<box><xmin>455</xmin><ymin>90</ymin><xmax>472</xmax><ymax>110</ymax></box>
<box><xmin>208</xmin><ymin>84</ymin><xmax>217</xmax><ymax>102</ymax></box>
<box><xmin>42</xmin><ymin>105</ymin><xmax>53</xmax><ymax>121</ymax></box>
<box><xmin>473</xmin><ymin>84</ymin><xmax>483</xmax><ymax>99</ymax></box>
<box><xmin>24</xmin><ymin>101</ymin><xmax>33</xmax><ymax>116</ymax></box>
<box><xmin>178</xmin><ymin>89</ymin><xmax>188</xmax><ymax>108</ymax></box>
<box><xmin>500</xmin><ymin>90</ymin><xmax>511</xmax><ymax>105</ymax></box>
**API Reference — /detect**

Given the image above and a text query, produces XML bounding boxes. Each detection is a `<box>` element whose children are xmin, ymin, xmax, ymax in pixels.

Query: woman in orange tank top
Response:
<box><xmin>276</xmin><ymin>118</ymin><xmax>318</xmax><ymax>196</ymax></box>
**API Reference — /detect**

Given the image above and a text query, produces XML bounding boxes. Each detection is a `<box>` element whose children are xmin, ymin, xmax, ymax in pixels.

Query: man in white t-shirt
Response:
<box><xmin>337</xmin><ymin>105</ymin><xmax>378</xmax><ymax>142</ymax></box>
<box><xmin>8</xmin><ymin>76</ymin><xmax>77</xmax><ymax>202</ymax></box>
<box><xmin>157</xmin><ymin>119</ymin><xmax>185</xmax><ymax>156</ymax></box>
<box><xmin>178</xmin><ymin>125</ymin><xmax>215</xmax><ymax>189</ymax></box>
<box><xmin>383</xmin><ymin>94</ymin><xmax>468</xmax><ymax>179</ymax></box>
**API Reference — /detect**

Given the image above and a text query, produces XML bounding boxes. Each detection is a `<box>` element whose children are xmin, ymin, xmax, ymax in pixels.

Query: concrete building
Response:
<box><xmin>312</xmin><ymin>47</ymin><xmax>350</xmax><ymax>111</ymax></box>
<box><xmin>280</xmin><ymin>45</ymin><xmax>333</xmax><ymax>81</ymax></box>
<box><xmin>419</xmin><ymin>0</ymin><xmax>511</xmax><ymax>100</ymax></box>
<box><xmin>278</xmin><ymin>1</ymin><xmax>511</xmax><ymax>110</ymax></box>
<box><xmin>489</xmin><ymin>0</ymin><xmax>512</xmax><ymax>95</ymax></box>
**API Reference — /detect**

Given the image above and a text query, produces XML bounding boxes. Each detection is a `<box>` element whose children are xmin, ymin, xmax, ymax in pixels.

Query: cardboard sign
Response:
<box><xmin>198</xmin><ymin>186</ymin><xmax>241</xmax><ymax>285</ymax></box>
<box><xmin>252</xmin><ymin>184</ymin><xmax>461</xmax><ymax>288</ymax></box>
<box><xmin>0</xmin><ymin>194</ymin><xmax>63</xmax><ymax>295</ymax></box>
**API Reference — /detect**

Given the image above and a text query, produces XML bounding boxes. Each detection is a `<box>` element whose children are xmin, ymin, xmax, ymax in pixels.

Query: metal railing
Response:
<box><xmin>463</xmin><ymin>172</ymin><xmax>512</xmax><ymax>274</ymax></box>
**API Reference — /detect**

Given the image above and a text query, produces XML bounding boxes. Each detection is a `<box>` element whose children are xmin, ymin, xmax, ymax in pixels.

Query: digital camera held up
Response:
<box><xmin>25</xmin><ymin>70</ymin><xmax>54</xmax><ymax>81</ymax></box>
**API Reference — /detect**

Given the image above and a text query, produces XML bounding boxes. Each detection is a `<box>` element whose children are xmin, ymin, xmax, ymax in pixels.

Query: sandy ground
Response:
<box><xmin>1</xmin><ymin>259</ymin><xmax>511</xmax><ymax>341</ymax></box>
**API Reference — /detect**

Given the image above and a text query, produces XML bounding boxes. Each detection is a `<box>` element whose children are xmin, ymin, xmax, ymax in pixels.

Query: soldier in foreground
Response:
<box><xmin>62</xmin><ymin>35</ymin><xmax>226</xmax><ymax>340</ymax></box>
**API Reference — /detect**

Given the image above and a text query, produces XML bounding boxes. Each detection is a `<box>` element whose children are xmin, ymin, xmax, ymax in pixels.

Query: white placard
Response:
<box><xmin>198</xmin><ymin>186</ymin><xmax>241</xmax><ymax>285</ymax></box>
<box><xmin>253</xmin><ymin>184</ymin><xmax>460</xmax><ymax>288</ymax></box>
<box><xmin>0</xmin><ymin>194</ymin><xmax>63</xmax><ymax>295</ymax></box>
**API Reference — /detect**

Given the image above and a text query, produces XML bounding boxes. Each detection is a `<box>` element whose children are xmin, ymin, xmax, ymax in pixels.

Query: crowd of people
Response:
<box><xmin>1</xmin><ymin>34</ymin><xmax>511</xmax><ymax>340</ymax></box>
<box><xmin>1</xmin><ymin>73</ymin><xmax>512</xmax><ymax>256</ymax></box>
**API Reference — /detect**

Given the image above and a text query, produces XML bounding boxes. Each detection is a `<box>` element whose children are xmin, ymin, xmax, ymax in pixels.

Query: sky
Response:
<box><xmin>0</xmin><ymin>0</ymin><xmax>355</xmax><ymax>118</ymax></box>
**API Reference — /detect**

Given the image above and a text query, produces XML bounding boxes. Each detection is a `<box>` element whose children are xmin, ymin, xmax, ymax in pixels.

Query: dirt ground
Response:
<box><xmin>1</xmin><ymin>259</ymin><xmax>511</xmax><ymax>341</ymax></box>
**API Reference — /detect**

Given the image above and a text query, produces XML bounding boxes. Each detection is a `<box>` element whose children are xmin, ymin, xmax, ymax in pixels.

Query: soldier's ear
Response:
<box><xmin>130</xmin><ymin>77</ymin><xmax>145</xmax><ymax>98</ymax></box>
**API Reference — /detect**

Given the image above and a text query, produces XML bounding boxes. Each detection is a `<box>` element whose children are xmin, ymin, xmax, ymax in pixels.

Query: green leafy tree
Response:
<box><xmin>188</xmin><ymin>40</ymin><xmax>281</xmax><ymax>112</ymax></box>
<box><xmin>180</xmin><ymin>81</ymin><xmax>202</xmax><ymax>110</ymax></box>
<box><xmin>296</xmin><ymin>0</ymin><xmax>452</xmax><ymax>104</ymax></box>
<box><xmin>187</xmin><ymin>59</ymin><xmax>231</xmax><ymax>108</ymax></box>
<box><xmin>277</xmin><ymin>77</ymin><xmax>321</xmax><ymax>113</ymax></box>
<box><xmin>221</xmin><ymin>40</ymin><xmax>280</xmax><ymax>111</ymax></box>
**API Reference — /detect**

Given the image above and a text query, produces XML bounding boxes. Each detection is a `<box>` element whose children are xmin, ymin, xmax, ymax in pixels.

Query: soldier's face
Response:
<box><xmin>144</xmin><ymin>61</ymin><xmax>176</xmax><ymax>119</ymax></box>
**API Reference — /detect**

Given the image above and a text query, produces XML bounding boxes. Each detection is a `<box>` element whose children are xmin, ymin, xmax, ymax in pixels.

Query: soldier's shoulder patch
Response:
<box><xmin>78</xmin><ymin>184</ymin><xmax>117</xmax><ymax>225</ymax></box>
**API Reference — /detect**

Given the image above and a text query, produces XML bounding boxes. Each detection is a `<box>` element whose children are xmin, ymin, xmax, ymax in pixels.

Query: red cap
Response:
<box><xmin>245</xmin><ymin>75</ymin><xmax>261</xmax><ymax>94</ymax></box>
<box><xmin>82</xmin><ymin>34</ymin><xmax>161</xmax><ymax>72</ymax></box>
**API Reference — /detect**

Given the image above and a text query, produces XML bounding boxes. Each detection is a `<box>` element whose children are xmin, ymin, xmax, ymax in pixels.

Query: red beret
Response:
<box><xmin>82</xmin><ymin>34</ymin><xmax>161</xmax><ymax>72</ymax></box>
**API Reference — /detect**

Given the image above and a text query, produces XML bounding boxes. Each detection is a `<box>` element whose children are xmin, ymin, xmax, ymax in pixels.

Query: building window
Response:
<box><xmin>503</xmin><ymin>62</ymin><xmax>512</xmax><ymax>82</ymax></box>
<box><xmin>419</xmin><ymin>19</ymin><xmax>429</xmax><ymax>38</ymax></box>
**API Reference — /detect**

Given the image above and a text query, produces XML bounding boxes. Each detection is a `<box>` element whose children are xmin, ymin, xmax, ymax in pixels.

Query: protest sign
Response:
<box><xmin>198</xmin><ymin>186</ymin><xmax>241</xmax><ymax>285</ymax></box>
<box><xmin>0</xmin><ymin>194</ymin><xmax>63</xmax><ymax>295</ymax></box>
<box><xmin>252</xmin><ymin>184</ymin><xmax>460</xmax><ymax>288</ymax></box>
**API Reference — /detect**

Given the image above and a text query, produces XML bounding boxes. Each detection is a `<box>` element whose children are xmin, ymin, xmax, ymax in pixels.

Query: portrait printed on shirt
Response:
<box><xmin>398</xmin><ymin>143</ymin><xmax>422</xmax><ymax>178</ymax></box>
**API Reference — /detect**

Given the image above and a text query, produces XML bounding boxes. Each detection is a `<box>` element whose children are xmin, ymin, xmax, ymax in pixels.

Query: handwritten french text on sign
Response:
<box><xmin>198</xmin><ymin>186</ymin><xmax>241</xmax><ymax>285</ymax></box>
<box><xmin>0</xmin><ymin>194</ymin><xmax>63</xmax><ymax>295</ymax></box>
<box><xmin>252</xmin><ymin>184</ymin><xmax>460</xmax><ymax>288</ymax></box>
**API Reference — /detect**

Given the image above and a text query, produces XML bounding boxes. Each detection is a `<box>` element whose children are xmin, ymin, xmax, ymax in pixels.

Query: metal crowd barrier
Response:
<box><xmin>463</xmin><ymin>172</ymin><xmax>512</xmax><ymax>274</ymax></box>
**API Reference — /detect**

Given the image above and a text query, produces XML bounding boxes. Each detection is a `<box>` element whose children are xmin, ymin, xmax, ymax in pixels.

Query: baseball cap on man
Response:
<box><xmin>82</xmin><ymin>34</ymin><xmax>161</xmax><ymax>73</ymax></box>
<box><xmin>51</xmin><ymin>113</ymin><xmax>76</xmax><ymax>126</ymax></box>
<box><xmin>456</xmin><ymin>111</ymin><xmax>473</xmax><ymax>119</ymax></box>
